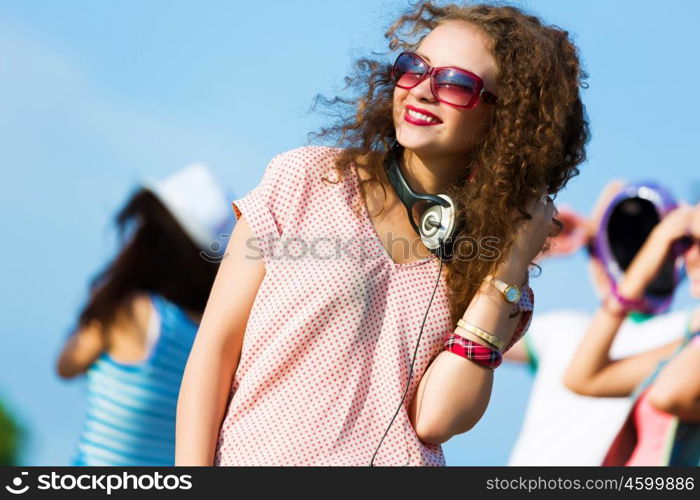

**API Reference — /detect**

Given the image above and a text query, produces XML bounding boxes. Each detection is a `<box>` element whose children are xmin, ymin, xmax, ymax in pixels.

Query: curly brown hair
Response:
<box><xmin>310</xmin><ymin>0</ymin><xmax>590</xmax><ymax>328</ymax></box>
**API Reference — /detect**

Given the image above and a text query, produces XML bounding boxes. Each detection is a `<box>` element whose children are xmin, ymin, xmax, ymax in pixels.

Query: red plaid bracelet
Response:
<box><xmin>444</xmin><ymin>332</ymin><xmax>503</xmax><ymax>369</ymax></box>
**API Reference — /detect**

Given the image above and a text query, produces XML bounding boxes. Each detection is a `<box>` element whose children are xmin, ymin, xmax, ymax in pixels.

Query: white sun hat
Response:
<box><xmin>142</xmin><ymin>163</ymin><xmax>235</xmax><ymax>255</ymax></box>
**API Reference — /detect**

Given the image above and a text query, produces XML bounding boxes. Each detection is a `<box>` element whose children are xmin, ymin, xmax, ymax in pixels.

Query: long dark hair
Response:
<box><xmin>72</xmin><ymin>188</ymin><xmax>219</xmax><ymax>337</ymax></box>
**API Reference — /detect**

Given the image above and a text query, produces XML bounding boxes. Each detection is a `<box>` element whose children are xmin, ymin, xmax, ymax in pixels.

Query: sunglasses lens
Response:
<box><xmin>393</xmin><ymin>53</ymin><xmax>426</xmax><ymax>88</ymax></box>
<box><xmin>434</xmin><ymin>68</ymin><xmax>478</xmax><ymax>106</ymax></box>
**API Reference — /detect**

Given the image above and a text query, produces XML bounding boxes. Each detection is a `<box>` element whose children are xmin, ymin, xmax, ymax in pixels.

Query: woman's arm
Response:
<box><xmin>409</xmin><ymin>266</ymin><xmax>529</xmax><ymax>444</ymax></box>
<box><xmin>409</xmin><ymin>192</ymin><xmax>553</xmax><ymax>445</ymax></box>
<box><xmin>56</xmin><ymin>319</ymin><xmax>107</xmax><ymax>378</ymax></box>
<box><xmin>562</xmin><ymin>321</ymin><xmax>681</xmax><ymax>397</ymax></box>
<box><xmin>563</xmin><ymin>205</ymin><xmax>693</xmax><ymax>398</ymax></box>
<box><xmin>175</xmin><ymin>215</ymin><xmax>266</xmax><ymax>466</ymax></box>
<box><xmin>647</xmin><ymin>325</ymin><xmax>700</xmax><ymax>422</ymax></box>
<box><xmin>56</xmin><ymin>293</ymin><xmax>152</xmax><ymax>378</ymax></box>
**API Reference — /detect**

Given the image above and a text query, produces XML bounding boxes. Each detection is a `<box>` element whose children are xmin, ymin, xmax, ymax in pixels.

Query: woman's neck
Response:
<box><xmin>401</xmin><ymin>149</ymin><xmax>467</xmax><ymax>193</ymax></box>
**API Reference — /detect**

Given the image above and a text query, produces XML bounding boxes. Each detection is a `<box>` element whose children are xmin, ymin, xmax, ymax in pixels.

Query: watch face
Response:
<box><xmin>506</xmin><ymin>288</ymin><xmax>520</xmax><ymax>303</ymax></box>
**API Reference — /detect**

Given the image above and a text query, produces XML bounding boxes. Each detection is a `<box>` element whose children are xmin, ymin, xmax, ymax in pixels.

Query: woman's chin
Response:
<box><xmin>396</xmin><ymin>134</ymin><xmax>436</xmax><ymax>153</ymax></box>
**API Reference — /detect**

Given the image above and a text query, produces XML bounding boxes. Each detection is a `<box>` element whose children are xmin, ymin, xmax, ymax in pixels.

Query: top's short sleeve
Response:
<box><xmin>231</xmin><ymin>148</ymin><xmax>308</xmax><ymax>267</ymax></box>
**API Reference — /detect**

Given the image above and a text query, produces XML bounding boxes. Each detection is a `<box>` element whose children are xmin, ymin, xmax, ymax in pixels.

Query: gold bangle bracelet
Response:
<box><xmin>456</xmin><ymin>318</ymin><xmax>505</xmax><ymax>352</ymax></box>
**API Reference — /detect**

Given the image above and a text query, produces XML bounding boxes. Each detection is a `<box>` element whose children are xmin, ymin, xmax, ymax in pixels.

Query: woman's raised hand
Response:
<box><xmin>616</xmin><ymin>202</ymin><xmax>696</xmax><ymax>300</ymax></box>
<box><xmin>506</xmin><ymin>188</ymin><xmax>557</xmax><ymax>267</ymax></box>
<box><xmin>651</xmin><ymin>202</ymin><xmax>696</xmax><ymax>248</ymax></box>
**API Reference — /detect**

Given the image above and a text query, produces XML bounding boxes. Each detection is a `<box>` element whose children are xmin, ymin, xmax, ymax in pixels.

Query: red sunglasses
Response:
<box><xmin>391</xmin><ymin>51</ymin><xmax>498</xmax><ymax>109</ymax></box>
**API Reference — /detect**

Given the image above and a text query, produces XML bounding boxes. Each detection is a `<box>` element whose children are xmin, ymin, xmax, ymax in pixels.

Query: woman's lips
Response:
<box><xmin>404</xmin><ymin>105</ymin><xmax>442</xmax><ymax>126</ymax></box>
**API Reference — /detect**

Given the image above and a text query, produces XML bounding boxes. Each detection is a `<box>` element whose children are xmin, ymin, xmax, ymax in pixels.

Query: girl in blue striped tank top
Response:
<box><xmin>71</xmin><ymin>293</ymin><xmax>199</xmax><ymax>465</ymax></box>
<box><xmin>56</xmin><ymin>164</ymin><xmax>234</xmax><ymax>466</ymax></box>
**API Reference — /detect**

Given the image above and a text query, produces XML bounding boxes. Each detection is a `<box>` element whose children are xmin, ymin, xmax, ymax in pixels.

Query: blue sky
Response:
<box><xmin>1</xmin><ymin>0</ymin><xmax>698</xmax><ymax>465</ymax></box>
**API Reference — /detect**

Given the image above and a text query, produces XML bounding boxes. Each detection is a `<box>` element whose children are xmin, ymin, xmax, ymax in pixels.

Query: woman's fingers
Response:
<box><xmin>521</xmin><ymin>185</ymin><xmax>551</xmax><ymax>218</ymax></box>
<box><xmin>533</xmin><ymin>190</ymin><xmax>555</xmax><ymax>224</ymax></box>
<box><xmin>507</xmin><ymin>187</ymin><xmax>558</xmax><ymax>264</ymax></box>
<box><xmin>545</xmin><ymin>195</ymin><xmax>555</xmax><ymax>217</ymax></box>
<box><xmin>658</xmin><ymin>204</ymin><xmax>694</xmax><ymax>241</ymax></box>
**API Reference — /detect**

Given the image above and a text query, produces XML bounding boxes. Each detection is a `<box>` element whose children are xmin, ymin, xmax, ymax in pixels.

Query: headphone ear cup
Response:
<box><xmin>419</xmin><ymin>194</ymin><xmax>457</xmax><ymax>252</ymax></box>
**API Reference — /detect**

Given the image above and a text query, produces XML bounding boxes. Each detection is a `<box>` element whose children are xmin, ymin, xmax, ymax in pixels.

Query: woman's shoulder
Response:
<box><xmin>272</xmin><ymin>145</ymin><xmax>344</xmax><ymax>171</ymax></box>
<box><xmin>264</xmin><ymin>145</ymin><xmax>350</xmax><ymax>190</ymax></box>
<box><xmin>111</xmin><ymin>292</ymin><xmax>155</xmax><ymax>337</ymax></box>
<box><xmin>91</xmin><ymin>291</ymin><xmax>156</xmax><ymax>363</ymax></box>
<box><xmin>276</xmin><ymin>144</ymin><xmax>343</xmax><ymax>159</ymax></box>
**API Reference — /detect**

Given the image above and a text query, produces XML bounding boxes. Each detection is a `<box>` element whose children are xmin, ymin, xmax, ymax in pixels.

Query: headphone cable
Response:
<box><xmin>369</xmin><ymin>241</ymin><xmax>445</xmax><ymax>466</ymax></box>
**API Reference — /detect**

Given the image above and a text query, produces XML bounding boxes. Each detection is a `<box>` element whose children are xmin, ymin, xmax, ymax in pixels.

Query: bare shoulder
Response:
<box><xmin>109</xmin><ymin>291</ymin><xmax>154</xmax><ymax>340</ymax></box>
<box><xmin>120</xmin><ymin>291</ymin><xmax>153</xmax><ymax>322</ymax></box>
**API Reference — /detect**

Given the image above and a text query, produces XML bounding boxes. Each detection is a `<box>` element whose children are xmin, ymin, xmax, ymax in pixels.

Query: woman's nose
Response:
<box><xmin>409</xmin><ymin>74</ymin><xmax>437</xmax><ymax>103</ymax></box>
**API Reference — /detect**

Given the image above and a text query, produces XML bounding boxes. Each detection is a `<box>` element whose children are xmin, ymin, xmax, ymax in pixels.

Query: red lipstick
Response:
<box><xmin>404</xmin><ymin>105</ymin><xmax>442</xmax><ymax>126</ymax></box>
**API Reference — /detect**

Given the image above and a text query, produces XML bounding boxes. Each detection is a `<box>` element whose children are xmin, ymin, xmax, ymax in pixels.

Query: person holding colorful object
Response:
<box><xmin>564</xmin><ymin>201</ymin><xmax>700</xmax><ymax>465</ymax></box>
<box><xmin>506</xmin><ymin>181</ymin><xmax>690</xmax><ymax>465</ymax></box>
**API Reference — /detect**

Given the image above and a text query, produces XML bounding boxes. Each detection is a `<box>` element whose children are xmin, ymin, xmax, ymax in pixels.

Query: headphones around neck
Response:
<box><xmin>370</xmin><ymin>140</ymin><xmax>466</xmax><ymax>466</ymax></box>
<box><xmin>384</xmin><ymin>140</ymin><xmax>464</xmax><ymax>261</ymax></box>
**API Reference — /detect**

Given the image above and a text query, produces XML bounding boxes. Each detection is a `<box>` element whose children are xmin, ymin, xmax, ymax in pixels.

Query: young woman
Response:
<box><xmin>176</xmin><ymin>1</ymin><xmax>589</xmax><ymax>466</ymax></box>
<box><xmin>57</xmin><ymin>164</ymin><xmax>233</xmax><ymax>465</ymax></box>
<box><xmin>564</xmin><ymin>203</ymin><xmax>700</xmax><ymax>465</ymax></box>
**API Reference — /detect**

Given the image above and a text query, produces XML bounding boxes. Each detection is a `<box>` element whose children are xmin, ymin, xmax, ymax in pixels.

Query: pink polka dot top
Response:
<box><xmin>214</xmin><ymin>145</ymin><xmax>534</xmax><ymax>466</ymax></box>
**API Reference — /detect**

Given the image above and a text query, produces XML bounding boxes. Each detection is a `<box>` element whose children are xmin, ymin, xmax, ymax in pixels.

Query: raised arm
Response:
<box><xmin>56</xmin><ymin>293</ymin><xmax>151</xmax><ymax>378</ymax></box>
<box><xmin>409</xmin><ymin>191</ymin><xmax>554</xmax><ymax>445</ymax></box>
<box><xmin>563</xmin><ymin>205</ymin><xmax>694</xmax><ymax>397</ymax></box>
<box><xmin>175</xmin><ymin>215</ymin><xmax>266</xmax><ymax>466</ymax></box>
<box><xmin>56</xmin><ymin>319</ymin><xmax>107</xmax><ymax>378</ymax></box>
<box><xmin>647</xmin><ymin>310</ymin><xmax>700</xmax><ymax>422</ymax></box>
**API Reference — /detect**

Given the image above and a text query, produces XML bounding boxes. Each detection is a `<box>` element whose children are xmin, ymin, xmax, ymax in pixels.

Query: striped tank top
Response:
<box><xmin>71</xmin><ymin>292</ymin><xmax>199</xmax><ymax>466</ymax></box>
